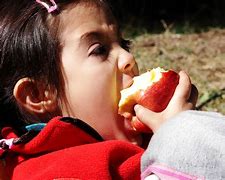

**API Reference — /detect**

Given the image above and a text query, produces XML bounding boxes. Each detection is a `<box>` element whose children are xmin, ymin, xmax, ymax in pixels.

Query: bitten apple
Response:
<box><xmin>118</xmin><ymin>67</ymin><xmax>179</xmax><ymax>132</ymax></box>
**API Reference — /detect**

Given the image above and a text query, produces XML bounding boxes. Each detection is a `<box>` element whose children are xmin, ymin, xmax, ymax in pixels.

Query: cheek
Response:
<box><xmin>63</xmin><ymin>72</ymin><xmax>121</xmax><ymax>136</ymax></box>
<box><xmin>63</xmin><ymin>68</ymin><xmax>119</xmax><ymax>117</ymax></box>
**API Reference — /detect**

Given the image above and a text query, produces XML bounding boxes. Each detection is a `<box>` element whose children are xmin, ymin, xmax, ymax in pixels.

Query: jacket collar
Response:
<box><xmin>0</xmin><ymin>116</ymin><xmax>103</xmax><ymax>156</ymax></box>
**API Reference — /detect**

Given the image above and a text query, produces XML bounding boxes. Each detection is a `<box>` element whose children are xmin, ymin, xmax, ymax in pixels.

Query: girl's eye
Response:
<box><xmin>121</xmin><ymin>39</ymin><xmax>132</xmax><ymax>52</ymax></box>
<box><xmin>89</xmin><ymin>44</ymin><xmax>108</xmax><ymax>56</ymax></box>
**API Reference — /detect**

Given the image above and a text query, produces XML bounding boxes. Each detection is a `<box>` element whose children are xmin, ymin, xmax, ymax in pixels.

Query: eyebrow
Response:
<box><xmin>79</xmin><ymin>31</ymin><xmax>103</xmax><ymax>46</ymax></box>
<box><xmin>79</xmin><ymin>27</ymin><xmax>120</xmax><ymax>47</ymax></box>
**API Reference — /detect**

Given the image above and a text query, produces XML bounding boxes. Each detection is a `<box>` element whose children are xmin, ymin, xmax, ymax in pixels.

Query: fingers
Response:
<box><xmin>134</xmin><ymin>105</ymin><xmax>160</xmax><ymax>133</ymax></box>
<box><xmin>133</xmin><ymin>71</ymin><xmax>199</xmax><ymax>133</ymax></box>
<box><xmin>172</xmin><ymin>71</ymin><xmax>192</xmax><ymax>102</ymax></box>
<box><xmin>176</xmin><ymin>71</ymin><xmax>198</xmax><ymax>109</ymax></box>
<box><xmin>168</xmin><ymin>71</ymin><xmax>197</xmax><ymax>108</ymax></box>
<box><xmin>134</xmin><ymin>105</ymin><xmax>151</xmax><ymax>124</ymax></box>
<box><xmin>188</xmin><ymin>84</ymin><xmax>199</xmax><ymax>107</ymax></box>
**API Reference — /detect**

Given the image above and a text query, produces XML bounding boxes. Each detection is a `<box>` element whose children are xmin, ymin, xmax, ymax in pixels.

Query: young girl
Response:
<box><xmin>0</xmin><ymin>0</ymin><xmax>197</xmax><ymax>179</ymax></box>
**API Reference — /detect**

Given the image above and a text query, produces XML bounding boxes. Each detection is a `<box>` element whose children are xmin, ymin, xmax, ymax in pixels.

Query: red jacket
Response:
<box><xmin>0</xmin><ymin>117</ymin><xmax>144</xmax><ymax>180</ymax></box>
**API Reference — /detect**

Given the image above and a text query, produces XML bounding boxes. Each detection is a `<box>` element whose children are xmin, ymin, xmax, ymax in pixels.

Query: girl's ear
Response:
<box><xmin>13</xmin><ymin>78</ymin><xmax>58</xmax><ymax>115</ymax></box>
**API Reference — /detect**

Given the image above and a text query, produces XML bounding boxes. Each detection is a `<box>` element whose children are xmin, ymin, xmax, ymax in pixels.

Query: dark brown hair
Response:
<box><xmin>0</xmin><ymin>0</ymin><xmax>112</xmax><ymax>133</ymax></box>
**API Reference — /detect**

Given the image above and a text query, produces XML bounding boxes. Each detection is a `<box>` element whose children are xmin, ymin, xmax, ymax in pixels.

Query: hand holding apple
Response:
<box><xmin>119</xmin><ymin>67</ymin><xmax>179</xmax><ymax>113</ymax></box>
<box><xmin>118</xmin><ymin>68</ymin><xmax>197</xmax><ymax>133</ymax></box>
<box><xmin>118</xmin><ymin>67</ymin><xmax>179</xmax><ymax>132</ymax></box>
<box><xmin>133</xmin><ymin>71</ymin><xmax>198</xmax><ymax>133</ymax></box>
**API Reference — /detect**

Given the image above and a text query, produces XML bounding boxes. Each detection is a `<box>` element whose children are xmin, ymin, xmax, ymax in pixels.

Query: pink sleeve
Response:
<box><xmin>141</xmin><ymin>164</ymin><xmax>205</xmax><ymax>180</ymax></box>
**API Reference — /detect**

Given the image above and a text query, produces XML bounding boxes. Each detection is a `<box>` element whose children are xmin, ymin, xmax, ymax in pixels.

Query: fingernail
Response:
<box><xmin>134</xmin><ymin>104</ymin><xmax>141</xmax><ymax>111</ymax></box>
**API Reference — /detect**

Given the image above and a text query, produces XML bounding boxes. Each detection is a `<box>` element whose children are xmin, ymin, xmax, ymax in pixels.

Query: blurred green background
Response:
<box><xmin>110</xmin><ymin>0</ymin><xmax>225</xmax><ymax>114</ymax></box>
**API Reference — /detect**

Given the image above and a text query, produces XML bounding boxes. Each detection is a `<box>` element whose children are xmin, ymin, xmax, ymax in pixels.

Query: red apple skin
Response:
<box><xmin>129</xmin><ymin>70</ymin><xmax>179</xmax><ymax>133</ymax></box>
<box><xmin>138</xmin><ymin>70</ymin><xmax>179</xmax><ymax>112</ymax></box>
<box><xmin>131</xmin><ymin>117</ymin><xmax>151</xmax><ymax>133</ymax></box>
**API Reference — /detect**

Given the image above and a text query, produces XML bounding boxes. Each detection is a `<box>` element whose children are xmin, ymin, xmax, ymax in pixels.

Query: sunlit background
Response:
<box><xmin>110</xmin><ymin>0</ymin><xmax>225</xmax><ymax>114</ymax></box>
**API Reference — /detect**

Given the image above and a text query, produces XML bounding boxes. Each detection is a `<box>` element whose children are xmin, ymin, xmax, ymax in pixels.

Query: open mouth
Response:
<box><xmin>117</xmin><ymin>79</ymin><xmax>134</xmax><ymax>106</ymax></box>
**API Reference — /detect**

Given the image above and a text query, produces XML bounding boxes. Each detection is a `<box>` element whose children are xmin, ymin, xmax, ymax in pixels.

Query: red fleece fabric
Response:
<box><xmin>1</xmin><ymin>117</ymin><xmax>144</xmax><ymax>180</ymax></box>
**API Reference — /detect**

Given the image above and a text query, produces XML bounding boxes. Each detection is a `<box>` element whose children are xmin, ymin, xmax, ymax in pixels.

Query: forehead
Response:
<box><xmin>59</xmin><ymin>2</ymin><xmax>118</xmax><ymax>43</ymax></box>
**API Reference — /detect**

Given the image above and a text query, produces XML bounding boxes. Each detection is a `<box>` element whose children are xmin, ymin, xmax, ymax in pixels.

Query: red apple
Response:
<box><xmin>130</xmin><ymin>117</ymin><xmax>151</xmax><ymax>133</ymax></box>
<box><xmin>118</xmin><ymin>67</ymin><xmax>179</xmax><ymax>132</ymax></box>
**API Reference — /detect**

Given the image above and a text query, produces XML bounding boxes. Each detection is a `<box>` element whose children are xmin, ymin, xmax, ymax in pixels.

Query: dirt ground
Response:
<box><xmin>131</xmin><ymin>28</ymin><xmax>225</xmax><ymax>114</ymax></box>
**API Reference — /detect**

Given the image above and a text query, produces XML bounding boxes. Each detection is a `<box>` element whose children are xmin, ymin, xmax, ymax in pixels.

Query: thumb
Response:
<box><xmin>134</xmin><ymin>104</ymin><xmax>161</xmax><ymax>133</ymax></box>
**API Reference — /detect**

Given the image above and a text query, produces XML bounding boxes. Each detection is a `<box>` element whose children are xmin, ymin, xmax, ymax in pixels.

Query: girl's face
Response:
<box><xmin>59</xmin><ymin>3</ymin><xmax>142</xmax><ymax>145</ymax></box>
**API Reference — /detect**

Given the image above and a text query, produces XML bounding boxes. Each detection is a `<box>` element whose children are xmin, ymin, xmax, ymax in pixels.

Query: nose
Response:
<box><xmin>118</xmin><ymin>49</ymin><xmax>138</xmax><ymax>75</ymax></box>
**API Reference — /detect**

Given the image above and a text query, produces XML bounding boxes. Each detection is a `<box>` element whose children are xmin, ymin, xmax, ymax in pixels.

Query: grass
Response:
<box><xmin>126</xmin><ymin>27</ymin><xmax>225</xmax><ymax>114</ymax></box>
